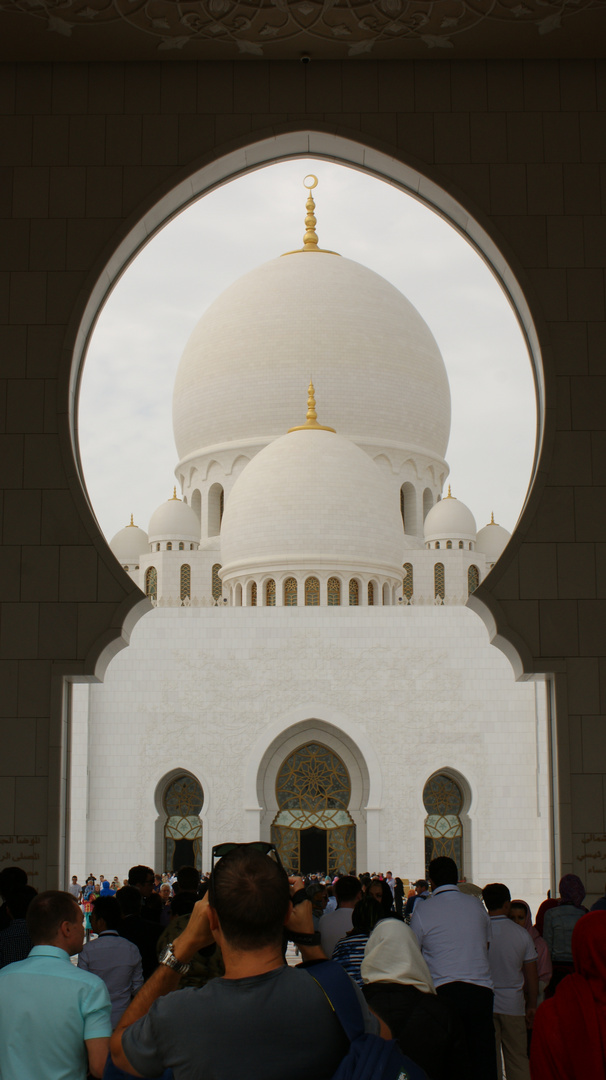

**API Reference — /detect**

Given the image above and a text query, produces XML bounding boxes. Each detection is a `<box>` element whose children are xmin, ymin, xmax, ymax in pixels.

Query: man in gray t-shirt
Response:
<box><xmin>111</xmin><ymin>847</ymin><xmax>382</xmax><ymax>1080</ymax></box>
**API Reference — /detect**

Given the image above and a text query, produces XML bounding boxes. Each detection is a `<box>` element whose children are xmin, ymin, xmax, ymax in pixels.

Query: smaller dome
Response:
<box><xmin>476</xmin><ymin>514</ymin><xmax>511</xmax><ymax>562</ymax></box>
<box><xmin>148</xmin><ymin>490</ymin><xmax>200</xmax><ymax>545</ymax></box>
<box><xmin>110</xmin><ymin>517</ymin><xmax>148</xmax><ymax>565</ymax></box>
<box><xmin>424</xmin><ymin>488</ymin><xmax>477</xmax><ymax>543</ymax></box>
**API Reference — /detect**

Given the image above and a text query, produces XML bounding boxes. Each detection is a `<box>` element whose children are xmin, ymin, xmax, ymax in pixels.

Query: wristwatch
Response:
<box><xmin>288</xmin><ymin>930</ymin><xmax>321</xmax><ymax>946</ymax></box>
<box><xmin>158</xmin><ymin>943</ymin><xmax>191</xmax><ymax>975</ymax></box>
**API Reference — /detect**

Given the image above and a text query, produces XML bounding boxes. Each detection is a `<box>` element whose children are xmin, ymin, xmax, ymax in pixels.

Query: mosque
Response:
<box><xmin>69</xmin><ymin>179</ymin><xmax>551</xmax><ymax>911</ymax></box>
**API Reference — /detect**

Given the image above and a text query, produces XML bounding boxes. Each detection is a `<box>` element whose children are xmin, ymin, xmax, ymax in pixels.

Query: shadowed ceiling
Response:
<box><xmin>1</xmin><ymin>0</ymin><xmax>606</xmax><ymax>60</ymax></box>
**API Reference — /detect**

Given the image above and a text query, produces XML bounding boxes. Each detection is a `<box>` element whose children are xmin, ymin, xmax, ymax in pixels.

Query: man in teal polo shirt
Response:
<box><xmin>0</xmin><ymin>890</ymin><xmax>112</xmax><ymax>1079</ymax></box>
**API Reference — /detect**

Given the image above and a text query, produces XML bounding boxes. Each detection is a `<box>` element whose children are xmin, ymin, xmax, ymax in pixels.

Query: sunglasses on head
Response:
<box><xmin>210</xmin><ymin>841</ymin><xmax>283</xmax><ymax>871</ymax></box>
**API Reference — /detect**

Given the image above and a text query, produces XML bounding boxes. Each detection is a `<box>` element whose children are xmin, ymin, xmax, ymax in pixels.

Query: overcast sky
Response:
<box><xmin>78</xmin><ymin>158</ymin><xmax>537</xmax><ymax>543</ymax></box>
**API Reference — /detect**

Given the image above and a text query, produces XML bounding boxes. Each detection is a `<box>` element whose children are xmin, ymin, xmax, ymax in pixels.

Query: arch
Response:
<box><xmin>247</xmin><ymin>580</ymin><xmax>257</xmax><ymax>607</ymax></box>
<box><xmin>434</xmin><ymin>563</ymin><xmax>445</xmax><ymax>601</ymax></box>
<box><xmin>367</xmin><ymin>581</ymin><xmax>375</xmax><ymax>606</ymax></box>
<box><xmin>191</xmin><ymin>489</ymin><xmax>201</xmax><ymax>522</ymax></box>
<box><xmin>402</xmin><ymin>563</ymin><xmax>413</xmax><ymax>601</ymax></box>
<box><xmin>145</xmin><ymin>566</ymin><xmax>157</xmax><ymax>600</ymax></box>
<box><xmin>400</xmin><ymin>482</ymin><xmax>417</xmax><ymax>536</ymax></box>
<box><xmin>348</xmin><ymin>579</ymin><xmax>359</xmax><ymax>606</ymax></box>
<box><xmin>234</xmin><ymin>583</ymin><xmax>242</xmax><ymax>606</ymax></box>
<box><xmin>284</xmin><ymin>577</ymin><xmax>298</xmax><ymax>606</ymax></box>
<box><xmin>265</xmin><ymin>579</ymin><xmax>276</xmax><ymax>607</ymax></box>
<box><xmin>382</xmin><ymin>582</ymin><xmax>390</xmax><ymax>605</ymax></box>
<box><xmin>423</xmin><ymin>771</ymin><xmax>471</xmax><ymax>879</ymax></box>
<box><xmin>166</xmin><ymin>541</ymin><xmax>172</xmax><ymax>551</ymax></box>
<box><xmin>305</xmin><ymin>576</ymin><xmax>320</xmax><ymax>606</ymax></box>
<box><xmin>327</xmin><ymin>577</ymin><xmax>341</xmax><ymax>606</ymax></box>
<box><xmin>468</xmin><ymin>565</ymin><xmax>480</xmax><ymax>595</ymax></box>
<box><xmin>423</xmin><ymin>488</ymin><xmax>434</xmax><ymax>521</ymax></box>
<box><xmin>178</xmin><ymin>542</ymin><xmax>184</xmax><ymax>551</ymax></box>
<box><xmin>180</xmin><ymin>564</ymin><xmax>191</xmax><ymax>602</ymax></box>
<box><xmin>159</xmin><ymin>772</ymin><xmax>204</xmax><ymax>873</ymax></box>
<box><xmin>211</xmin><ymin>563</ymin><xmax>222</xmax><ymax>601</ymax></box>
<box><xmin>208</xmin><ymin>483</ymin><xmax>224</xmax><ymax>537</ymax></box>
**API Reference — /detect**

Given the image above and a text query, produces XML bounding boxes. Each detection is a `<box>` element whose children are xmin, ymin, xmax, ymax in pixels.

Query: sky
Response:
<box><xmin>78</xmin><ymin>158</ymin><xmax>537</xmax><ymax>543</ymax></box>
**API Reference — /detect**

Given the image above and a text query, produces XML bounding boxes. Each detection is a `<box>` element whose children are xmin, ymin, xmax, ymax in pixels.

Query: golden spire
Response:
<box><xmin>127</xmin><ymin>514</ymin><xmax>135</xmax><ymax>527</ymax></box>
<box><xmin>489</xmin><ymin>511</ymin><xmax>499</xmax><ymax>525</ymax></box>
<box><xmin>445</xmin><ymin>485</ymin><xmax>454</xmax><ymax>499</ymax></box>
<box><xmin>170</xmin><ymin>487</ymin><xmax>180</xmax><ymax>501</ymax></box>
<box><xmin>282</xmin><ymin>175</ymin><xmax>340</xmax><ymax>257</ymax></box>
<box><xmin>288</xmin><ymin>379</ymin><xmax>336</xmax><ymax>433</ymax></box>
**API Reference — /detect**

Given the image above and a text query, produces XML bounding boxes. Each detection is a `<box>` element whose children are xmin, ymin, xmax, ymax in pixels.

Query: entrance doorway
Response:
<box><xmin>300</xmin><ymin>826</ymin><xmax>327</xmax><ymax>875</ymax></box>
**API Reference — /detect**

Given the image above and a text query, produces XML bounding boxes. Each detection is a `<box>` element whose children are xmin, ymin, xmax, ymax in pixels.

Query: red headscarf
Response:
<box><xmin>530</xmin><ymin>911</ymin><xmax>606</xmax><ymax>1079</ymax></box>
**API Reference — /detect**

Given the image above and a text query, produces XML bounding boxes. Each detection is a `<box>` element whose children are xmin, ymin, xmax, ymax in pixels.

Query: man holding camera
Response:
<box><xmin>110</xmin><ymin>846</ymin><xmax>384</xmax><ymax>1078</ymax></box>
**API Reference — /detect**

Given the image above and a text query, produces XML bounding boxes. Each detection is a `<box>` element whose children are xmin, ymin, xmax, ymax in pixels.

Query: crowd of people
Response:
<box><xmin>0</xmin><ymin>856</ymin><xmax>604</xmax><ymax>1079</ymax></box>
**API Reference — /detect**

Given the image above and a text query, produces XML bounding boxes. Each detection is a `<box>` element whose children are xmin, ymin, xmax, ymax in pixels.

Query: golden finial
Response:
<box><xmin>489</xmin><ymin>511</ymin><xmax>499</xmax><ymax>526</ymax></box>
<box><xmin>127</xmin><ymin>514</ymin><xmax>135</xmax><ymax>527</ymax></box>
<box><xmin>445</xmin><ymin>485</ymin><xmax>454</xmax><ymax>499</ymax></box>
<box><xmin>282</xmin><ymin>176</ymin><xmax>340</xmax><ymax>257</ymax></box>
<box><xmin>170</xmin><ymin>486</ymin><xmax>180</xmax><ymax>501</ymax></box>
<box><xmin>288</xmin><ymin>379</ymin><xmax>336</xmax><ymax>433</ymax></box>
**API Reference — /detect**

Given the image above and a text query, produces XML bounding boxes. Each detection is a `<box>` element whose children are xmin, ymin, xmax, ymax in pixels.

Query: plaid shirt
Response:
<box><xmin>0</xmin><ymin>920</ymin><xmax>32</xmax><ymax>968</ymax></box>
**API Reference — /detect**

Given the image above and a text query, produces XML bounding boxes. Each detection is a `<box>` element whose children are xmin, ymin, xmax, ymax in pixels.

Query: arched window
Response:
<box><xmin>434</xmin><ymin>541</ymin><xmax>440</xmax><ymax>549</ymax></box>
<box><xmin>468</xmin><ymin>565</ymin><xmax>480</xmax><ymax>595</ymax></box>
<box><xmin>266</xmin><ymin>579</ymin><xmax>276</xmax><ymax>606</ymax></box>
<box><xmin>212</xmin><ymin>563</ymin><xmax>222</xmax><ymax>601</ymax></box>
<box><xmin>349</xmin><ymin>579</ymin><xmax>359</xmax><ymax>606</ymax></box>
<box><xmin>163</xmin><ymin>773</ymin><xmax>203</xmax><ymax>873</ymax></box>
<box><xmin>327</xmin><ymin>577</ymin><xmax>340</xmax><ymax>606</ymax></box>
<box><xmin>305</xmin><ymin>577</ymin><xmax>320</xmax><ymax>606</ymax></box>
<box><xmin>156</xmin><ymin>543</ymin><xmax>160</xmax><ymax>551</ymax></box>
<box><xmin>166</xmin><ymin>542</ymin><xmax>172</xmax><ymax>551</ymax></box>
<box><xmin>145</xmin><ymin>566</ymin><xmax>157</xmax><ymax>600</ymax></box>
<box><xmin>402</xmin><ymin>563</ymin><xmax>413</xmax><ymax>601</ymax></box>
<box><xmin>423</xmin><ymin>773</ymin><xmax>464</xmax><ymax>876</ymax></box>
<box><xmin>220</xmin><ymin>488</ymin><xmax>224</xmax><ymax>523</ymax></box>
<box><xmin>400</xmin><ymin>482</ymin><xmax>417</xmax><ymax>535</ymax></box>
<box><xmin>368</xmin><ymin>581</ymin><xmax>374</xmax><ymax>606</ymax></box>
<box><xmin>284</xmin><ymin>577</ymin><xmax>298</xmax><ymax>606</ymax></box>
<box><xmin>434</xmin><ymin>563</ymin><xmax>445</xmax><ymax>600</ymax></box>
<box><xmin>234</xmin><ymin>583</ymin><xmax>242</xmax><ymax>606</ymax></box>
<box><xmin>208</xmin><ymin>484</ymin><xmax>224</xmax><ymax>537</ymax></box>
<box><xmin>423</xmin><ymin>488</ymin><xmax>433</xmax><ymax>521</ymax></box>
<box><xmin>446</xmin><ymin>540</ymin><xmax>452</xmax><ymax>549</ymax></box>
<box><xmin>178</xmin><ymin>542</ymin><xmax>184</xmax><ymax>551</ymax></box>
<box><xmin>191</xmin><ymin>488</ymin><xmax>201</xmax><ymax>522</ymax></box>
<box><xmin>382</xmin><ymin>582</ymin><xmax>390</xmax><ymax>605</ymax></box>
<box><xmin>251</xmin><ymin>582</ymin><xmax>257</xmax><ymax>607</ymax></box>
<box><xmin>180</xmin><ymin>564</ymin><xmax>190</xmax><ymax>602</ymax></box>
<box><xmin>458</xmin><ymin>540</ymin><xmax>464</xmax><ymax>549</ymax></box>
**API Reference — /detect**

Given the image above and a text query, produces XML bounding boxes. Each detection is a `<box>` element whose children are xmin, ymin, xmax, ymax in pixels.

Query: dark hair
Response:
<box><xmin>335</xmin><ymin>876</ymin><xmax>362</xmax><ymax>905</ymax></box>
<box><xmin>510</xmin><ymin>900</ymin><xmax>529</xmax><ymax>916</ymax></box>
<box><xmin>6</xmin><ymin>885</ymin><xmax>37</xmax><ymax>920</ymax></box>
<box><xmin>128</xmin><ymin>865</ymin><xmax>154</xmax><ymax>887</ymax></box>
<box><xmin>368</xmin><ymin>879</ymin><xmax>394</xmax><ymax>915</ymax></box>
<box><xmin>176</xmin><ymin>865</ymin><xmax>200</xmax><ymax>892</ymax></box>
<box><xmin>90</xmin><ymin>895</ymin><xmax>121</xmax><ymax>930</ymax></box>
<box><xmin>482</xmin><ymin>883</ymin><xmax>511</xmax><ymax>912</ymax></box>
<box><xmin>0</xmin><ymin>866</ymin><xmax>28</xmax><ymax>900</ymax></box>
<box><xmin>26</xmin><ymin>890</ymin><xmax>79</xmax><ymax>945</ymax></box>
<box><xmin>116</xmin><ymin>885</ymin><xmax>142</xmax><ymax>916</ymax></box>
<box><xmin>209</xmin><ymin>847</ymin><xmax>290</xmax><ymax>950</ymax></box>
<box><xmin>351</xmin><ymin>896</ymin><xmax>382</xmax><ymax>934</ymax></box>
<box><xmin>170</xmin><ymin>892</ymin><xmax>196</xmax><ymax>918</ymax></box>
<box><xmin>428</xmin><ymin>857</ymin><xmax>458</xmax><ymax>888</ymax></box>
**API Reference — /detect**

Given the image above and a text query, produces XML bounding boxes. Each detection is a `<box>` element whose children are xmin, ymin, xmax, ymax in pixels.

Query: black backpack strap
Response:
<box><xmin>307</xmin><ymin>960</ymin><xmax>366</xmax><ymax>1042</ymax></box>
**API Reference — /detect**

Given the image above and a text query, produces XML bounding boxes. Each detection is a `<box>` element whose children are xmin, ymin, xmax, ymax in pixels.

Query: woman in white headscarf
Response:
<box><xmin>361</xmin><ymin>919</ymin><xmax>469</xmax><ymax>1080</ymax></box>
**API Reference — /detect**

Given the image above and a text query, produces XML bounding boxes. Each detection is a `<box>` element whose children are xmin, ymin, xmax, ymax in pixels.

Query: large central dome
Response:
<box><xmin>172</xmin><ymin>250</ymin><xmax>451</xmax><ymax>464</ymax></box>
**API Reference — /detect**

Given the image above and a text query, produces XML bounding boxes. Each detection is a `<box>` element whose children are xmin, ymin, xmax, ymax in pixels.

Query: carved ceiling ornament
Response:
<box><xmin>2</xmin><ymin>0</ymin><xmax>606</xmax><ymax>58</ymax></box>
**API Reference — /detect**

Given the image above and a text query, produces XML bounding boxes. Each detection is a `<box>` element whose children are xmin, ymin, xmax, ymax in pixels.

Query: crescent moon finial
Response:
<box><xmin>303</xmin><ymin>174</ymin><xmax>318</xmax><ymax>190</ymax></box>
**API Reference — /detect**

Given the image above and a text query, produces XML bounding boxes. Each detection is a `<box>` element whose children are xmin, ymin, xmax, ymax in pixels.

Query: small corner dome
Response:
<box><xmin>219</xmin><ymin>428</ymin><xmax>404</xmax><ymax>578</ymax></box>
<box><xmin>476</xmin><ymin>517</ymin><xmax>511</xmax><ymax>562</ymax></box>
<box><xmin>424</xmin><ymin>491</ymin><xmax>477</xmax><ymax>542</ymax></box>
<box><xmin>148</xmin><ymin>493</ymin><xmax>200</xmax><ymax>545</ymax></box>
<box><xmin>110</xmin><ymin>520</ymin><xmax>148</xmax><ymax>564</ymax></box>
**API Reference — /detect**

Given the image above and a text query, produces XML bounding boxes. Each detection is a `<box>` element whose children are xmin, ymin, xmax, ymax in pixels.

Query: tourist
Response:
<box><xmin>332</xmin><ymin>895</ymin><xmax>381</xmax><ymax>986</ymax></box>
<box><xmin>68</xmin><ymin>875</ymin><xmax>82</xmax><ymax>900</ymax></box>
<box><xmin>319</xmin><ymin>874</ymin><xmax>362</xmax><ymax>957</ymax></box>
<box><xmin>509</xmin><ymin>900</ymin><xmax>552</xmax><ymax>1002</ymax></box>
<box><xmin>0</xmin><ymin>891</ymin><xmax>111</xmax><ymax>1079</ymax></box>
<box><xmin>362</xmin><ymin>917</ymin><xmax>468</xmax><ymax>1080</ymax></box>
<box><xmin>116</xmin><ymin>885</ymin><xmax>161</xmax><ymax>980</ymax></box>
<box><xmin>0</xmin><ymin>867</ymin><xmax>28</xmax><ymax>932</ymax></box>
<box><xmin>542</xmin><ymin>874</ymin><xmax>587</xmax><ymax>996</ymax></box>
<box><xmin>530</xmin><ymin>910</ymin><xmax>606</xmax><ymax>1079</ymax></box>
<box><xmin>368</xmin><ymin>877</ymin><xmax>396</xmax><ymax>917</ymax></box>
<box><xmin>78</xmin><ymin>896</ymin><xmax>143</xmax><ymax>1028</ymax></box>
<box><xmin>0</xmin><ymin>886</ymin><xmax>37</xmax><ymax>967</ymax></box>
<box><xmin>404</xmin><ymin>880</ymin><xmax>431</xmax><ymax>920</ymax></box>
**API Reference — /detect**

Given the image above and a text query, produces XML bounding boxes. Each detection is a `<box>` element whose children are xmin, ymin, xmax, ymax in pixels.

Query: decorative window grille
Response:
<box><xmin>402</xmin><ymin>563</ymin><xmax>413</xmax><ymax>601</ymax></box>
<box><xmin>219</xmin><ymin>488</ymin><xmax>224</xmax><ymax>525</ymax></box>
<box><xmin>349</xmin><ymin>579</ymin><xmax>359</xmax><ymax>606</ymax></box>
<box><xmin>284</xmin><ymin>577</ymin><xmax>298</xmax><ymax>606</ymax></box>
<box><xmin>459</xmin><ymin>541</ymin><xmax>464</xmax><ymax>549</ymax></box>
<box><xmin>368</xmin><ymin>582</ymin><xmax>374</xmax><ymax>606</ymax></box>
<box><xmin>145</xmin><ymin>567</ymin><xmax>157</xmax><ymax>600</ymax></box>
<box><xmin>179</xmin><ymin>542</ymin><xmax>184</xmax><ymax>551</ymax></box>
<box><xmin>305</xmin><ymin>577</ymin><xmax>320</xmax><ymax>606</ymax></box>
<box><xmin>327</xmin><ymin>577</ymin><xmax>340</xmax><ymax>606</ymax></box>
<box><xmin>446</xmin><ymin>540</ymin><xmax>452</xmax><ymax>549</ymax></box>
<box><xmin>266</xmin><ymin>579</ymin><xmax>276</xmax><ymax>606</ymax></box>
<box><xmin>423</xmin><ymin>773</ymin><xmax>463</xmax><ymax>876</ymax></box>
<box><xmin>212</xmin><ymin>563</ymin><xmax>222</xmax><ymax>601</ymax></box>
<box><xmin>166</xmin><ymin>542</ymin><xmax>172</xmax><ymax>551</ymax></box>
<box><xmin>468</xmin><ymin>565</ymin><xmax>480</xmax><ymax>595</ymax></box>
<box><xmin>434</xmin><ymin>562</ymin><xmax>445</xmax><ymax>600</ymax></box>
<box><xmin>251</xmin><ymin>582</ymin><xmax>257</xmax><ymax>607</ymax></box>
<box><xmin>180</xmin><ymin>564</ymin><xmax>191</xmax><ymax>601</ymax></box>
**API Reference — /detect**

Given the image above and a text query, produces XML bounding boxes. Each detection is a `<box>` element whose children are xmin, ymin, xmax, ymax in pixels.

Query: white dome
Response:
<box><xmin>424</xmin><ymin>492</ymin><xmax>477</xmax><ymax>542</ymax></box>
<box><xmin>148</xmin><ymin>494</ymin><xmax>200</xmax><ymax>545</ymax></box>
<box><xmin>220</xmin><ymin>428</ymin><xmax>405</xmax><ymax>578</ymax></box>
<box><xmin>110</xmin><ymin>521</ymin><xmax>148</xmax><ymax>565</ymax></box>
<box><xmin>476</xmin><ymin>517</ymin><xmax>511</xmax><ymax>562</ymax></box>
<box><xmin>173</xmin><ymin>252</ymin><xmax>450</xmax><ymax>463</ymax></box>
